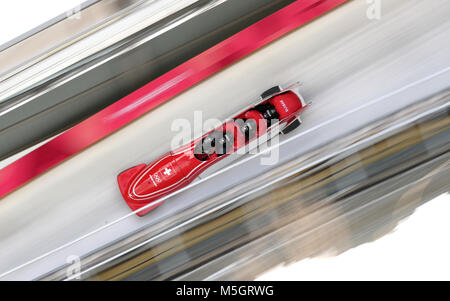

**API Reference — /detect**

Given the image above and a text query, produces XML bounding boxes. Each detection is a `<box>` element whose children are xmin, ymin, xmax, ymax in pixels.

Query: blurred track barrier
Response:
<box><xmin>42</xmin><ymin>91</ymin><xmax>449</xmax><ymax>280</ymax></box>
<box><xmin>0</xmin><ymin>0</ymin><xmax>297</xmax><ymax>159</ymax></box>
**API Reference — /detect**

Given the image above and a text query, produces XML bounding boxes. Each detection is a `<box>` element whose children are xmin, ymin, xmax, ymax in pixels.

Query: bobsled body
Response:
<box><xmin>118</xmin><ymin>85</ymin><xmax>308</xmax><ymax>216</ymax></box>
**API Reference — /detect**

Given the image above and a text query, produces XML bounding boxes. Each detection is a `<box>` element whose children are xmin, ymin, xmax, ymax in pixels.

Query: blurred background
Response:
<box><xmin>0</xmin><ymin>0</ymin><xmax>449</xmax><ymax>280</ymax></box>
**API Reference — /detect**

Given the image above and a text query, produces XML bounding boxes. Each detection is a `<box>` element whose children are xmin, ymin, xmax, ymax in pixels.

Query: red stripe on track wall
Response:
<box><xmin>0</xmin><ymin>0</ymin><xmax>349</xmax><ymax>198</ymax></box>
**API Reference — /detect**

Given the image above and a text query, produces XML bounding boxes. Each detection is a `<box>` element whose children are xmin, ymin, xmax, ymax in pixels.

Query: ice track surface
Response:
<box><xmin>1</xmin><ymin>0</ymin><xmax>450</xmax><ymax>279</ymax></box>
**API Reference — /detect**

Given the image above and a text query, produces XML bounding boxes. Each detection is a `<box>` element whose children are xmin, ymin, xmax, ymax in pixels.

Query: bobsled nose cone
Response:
<box><xmin>117</xmin><ymin>164</ymin><xmax>146</xmax><ymax>201</ymax></box>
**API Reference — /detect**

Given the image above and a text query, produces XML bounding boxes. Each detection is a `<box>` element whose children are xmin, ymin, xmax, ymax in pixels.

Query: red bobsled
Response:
<box><xmin>118</xmin><ymin>84</ymin><xmax>308</xmax><ymax>216</ymax></box>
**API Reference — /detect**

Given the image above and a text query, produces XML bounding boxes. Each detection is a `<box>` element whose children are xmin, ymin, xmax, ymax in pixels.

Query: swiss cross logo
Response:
<box><xmin>163</xmin><ymin>167</ymin><xmax>172</xmax><ymax>176</ymax></box>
